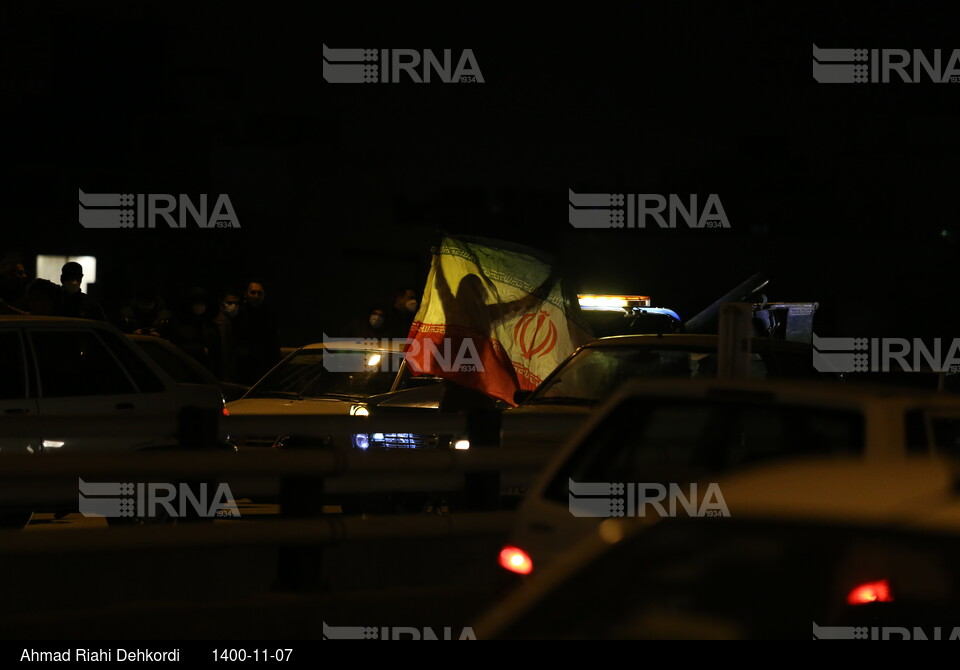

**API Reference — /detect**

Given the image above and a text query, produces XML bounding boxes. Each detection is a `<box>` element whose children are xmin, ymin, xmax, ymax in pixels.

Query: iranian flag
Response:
<box><xmin>406</xmin><ymin>235</ymin><xmax>593</xmax><ymax>405</ymax></box>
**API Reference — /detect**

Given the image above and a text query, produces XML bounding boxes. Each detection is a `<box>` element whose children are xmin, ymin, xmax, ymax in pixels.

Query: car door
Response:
<box><xmin>27</xmin><ymin>326</ymin><xmax>181</xmax><ymax>452</ymax></box>
<box><xmin>0</xmin><ymin>328</ymin><xmax>40</xmax><ymax>453</ymax></box>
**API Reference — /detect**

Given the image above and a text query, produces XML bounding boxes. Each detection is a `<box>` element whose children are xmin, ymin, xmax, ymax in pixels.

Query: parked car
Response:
<box><xmin>0</xmin><ymin>316</ymin><xmax>225</xmax><ymax>526</ymax></box>
<box><xmin>0</xmin><ymin>316</ymin><xmax>224</xmax><ymax>453</ymax></box>
<box><xmin>499</xmin><ymin>377</ymin><xmax>960</xmax><ymax>579</ymax></box>
<box><xmin>479</xmin><ymin>458</ymin><xmax>960</xmax><ymax>639</ymax></box>
<box><xmin>225</xmin><ymin>339</ymin><xmax>506</xmax><ymax>512</ymax></box>
<box><xmin>126</xmin><ymin>333</ymin><xmax>249</xmax><ymax>402</ymax></box>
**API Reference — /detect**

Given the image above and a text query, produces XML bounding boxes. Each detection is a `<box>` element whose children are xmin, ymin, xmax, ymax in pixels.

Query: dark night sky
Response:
<box><xmin>3</xmin><ymin>3</ymin><xmax>960</xmax><ymax>345</ymax></box>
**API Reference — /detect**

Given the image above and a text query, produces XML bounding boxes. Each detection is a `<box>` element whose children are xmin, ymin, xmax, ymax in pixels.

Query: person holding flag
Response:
<box><xmin>406</xmin><ymin>235</ymin><xmax>593</xmax><ymax>405</ymax></box>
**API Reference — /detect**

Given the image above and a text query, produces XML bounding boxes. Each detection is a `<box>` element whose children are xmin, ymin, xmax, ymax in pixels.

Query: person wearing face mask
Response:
<box><xmin>358</xmin><ymin>305</ymin><xmax>390</xmax><ymax>339</ymax></box>
<box><xmin>220</xmin><ymin>292</ymin><xmax>242</xmax><ymax>320</ymax></box>
<box><xmin>369</xmin><ymin>308</ymin><xmax>386</xmax><ymax>332</ymax></box>
<box><xmin>387</xmin><ymin>287</ymin><xmax>419</xmax><ymax>338</ymax></box>
<box><xmin>173</xmin><ymin>286</ymin><xmax>223</xmax><ymax>376</ymax></box>
<box><xmin>55</xmin><ymin>262</ymin><xmax>107</xmax><ymax>321</ymax></box>
<box><xmin>213</xmin><ymin>289</ymin><xmax>242</xmax><ymax>382</ymax></box>
<box><xmin>119</xmin><ymin>285</ymin><xmax>175</xmax><ymax>337</ymax></box>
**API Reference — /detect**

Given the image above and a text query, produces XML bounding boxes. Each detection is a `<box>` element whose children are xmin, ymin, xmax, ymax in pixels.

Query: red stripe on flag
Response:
<box><xmin>406</xmin><ymin>324</ymin><xmax>521</xmax><ymax>405</ymax></box>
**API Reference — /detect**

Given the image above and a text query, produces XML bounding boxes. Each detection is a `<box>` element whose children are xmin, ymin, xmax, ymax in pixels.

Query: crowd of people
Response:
<box><xmin>0</xmin><ymin>252</ymin><xmax>423</xmax><ymax>386</ymax></box>
<box><xmin>341</xmin><ymin>287</ymin><xmax>420</xmax><ymax>340</ymax></box>
<box><xmin>0</xmin><ymin>254</ymin><xmax>282</xmax><ymax>386</ymax></box>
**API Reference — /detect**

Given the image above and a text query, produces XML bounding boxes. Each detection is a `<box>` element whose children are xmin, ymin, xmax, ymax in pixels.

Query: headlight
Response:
<box><xmin>353</xmin><ymin>433</ymin><xmax>370</xmax><ymax>449</ymax></box>
<box><xmin>453</xmin><ymin>438</ymin><xmax>470</xmax><ymax>450</ymax></box>
<box><xmin>349</xmin><ymin>404</ymin><xmax>369</xmax><ymax>416</ymax></box>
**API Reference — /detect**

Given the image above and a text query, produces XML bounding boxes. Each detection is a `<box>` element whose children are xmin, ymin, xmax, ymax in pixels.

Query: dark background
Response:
<box><xmin>4</xmin><ymin>3</ymin><xmax>960</xmax><ymax>346</ymax></box>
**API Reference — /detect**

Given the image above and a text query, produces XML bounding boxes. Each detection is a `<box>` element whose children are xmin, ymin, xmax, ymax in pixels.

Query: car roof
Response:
<box><xmin>608</xmin><ymin>376</ymin><xmax>960</xmax><ymax>407</ymax></box>
<box><xmin>299</xmin><ymin>340</ymin><xmax>410</xmax><ymax>353</ymax></box>
<box><xmin>582</xmin><ymin>333</ymin><xmax>811</xmax><ymax>351</ymax></box>
<box><xmin>0</xmin><ymin>315</ymin><xmax>113</xmax><ymax>327</ymax></box>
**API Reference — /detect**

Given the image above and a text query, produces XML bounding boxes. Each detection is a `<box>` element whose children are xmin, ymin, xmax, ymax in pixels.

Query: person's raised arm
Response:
<box><xmin>488</xmin><ymin>265</ymin><xmax>560</xmax><ymax>324</ymax></box>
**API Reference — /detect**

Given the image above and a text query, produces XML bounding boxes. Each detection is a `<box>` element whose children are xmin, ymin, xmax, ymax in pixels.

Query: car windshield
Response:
<box><xmin>246</xmin><ymin>348</ymin><xmax>405</xmax><ymax>399</ymax></box>
<box><xmin>527</xmin><ymin>344</ymin><xmax>818</xmax><ymax>405</ymax></box>
<box><xmin>527</xmin><ymin>347</ymin><xmax>726</xmax><ymax>405</ymax></box>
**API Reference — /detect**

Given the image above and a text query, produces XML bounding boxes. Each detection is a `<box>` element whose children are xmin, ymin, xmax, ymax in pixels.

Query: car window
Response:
<box><xmin>0</xmin><ymin>330</ymin><xmax>26</xmax><ymax>399</ymax></box>
<box><xmin>99</xmin><ymin>330</ymin><xmax>167</xmax><ymax>392</ymax></box>
<box><xmin>134</xmin><ymin>339</ymin><xmax>201</xmax><ymax>384</ymax></box>
<box><xmin>904</xmin><ymin>409</ymin><xmax>929</xmax><ymax>454</ymax></box>
<box><xmin>247</xmin><ymin>349</ymin><xmax>405</xmax><ymax>398</ymax></box>
<box><xmin>904</xmin><ymin>410</ymin><xmax>960</xmax><ymax>456</ymax></box>
<box><xmin>499</xmin><ymin>520</ymin><xmax>960</xmax><ymax>639</ymax></box>
<box><xmin>929</xmin><ymin>415</ymin><xmax>960</xmax><ymax>458</ymax></box>
<box><xmin>545</xmin><ymin>396</ymin><xmax>865</xmax><ymax>504</ymax></box>
<box><xmin>29</xmin><ymin>329</ymin><xmax>137</xmax><ymax>397</ymax></box>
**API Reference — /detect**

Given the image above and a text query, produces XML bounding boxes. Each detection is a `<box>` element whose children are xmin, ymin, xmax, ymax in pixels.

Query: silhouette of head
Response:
<box><xmin>246</xmin><ymin>281</ymin><xmax>265</xmax><ymax>307</ymax></box>
<box><xmin>456</xmin><ymin>274</ymin><xmax>488</xmax><ymax>304</ymax></box>
<box><xmin>60</xmin><ymin>262</ymin><xmax>83</xmax><ymax>295</ymax></box>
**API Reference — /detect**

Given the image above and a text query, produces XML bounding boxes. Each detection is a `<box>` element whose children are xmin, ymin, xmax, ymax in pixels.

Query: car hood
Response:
<box><xmin>226</xmin><ymin>396</ymin><xmax>360</xmax><ymax>415</ymax></box>
<box><xmin>502</xmin><ymin>404</ymin><xmax>595</xmax><ymax>417</ymax></box>
<box><xmin>500</xmin><ymin>404</ymin><xmax>594</xmax><ymax>449</ymax></box>
<box><xmin>367</xmin><ymin>385</ymin><xmax>445</xmax><ymax>410</ymax></box>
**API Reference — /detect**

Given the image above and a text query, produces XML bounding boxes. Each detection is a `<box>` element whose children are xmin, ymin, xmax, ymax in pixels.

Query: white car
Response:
<box><xmin>479</xmin><ymin>458</ymin><xmax>960</xmax><ymax>639</ymax></box>
<box><xmin>226</xmin><ymin>339</ymin><xmax>511</xmax><ymax>513</ymax></box>
<box><xmin>226</xmin><ymin>339</ymin><xmax>498</xmax><ymax>450</ymax></box>
<box><xmin>0</xmin><ymin>315</ymin><xmax>223</xmax><ymax>454</ymax></box>
<box><xmin>0</xmin><ymin>316</ymin><xmax>225</xmax><ymax>527</ymax></box>
<box><xmin>500</xmin><ymin>377</ymin><xmax>960</xmax><ymax>579</ymax></box>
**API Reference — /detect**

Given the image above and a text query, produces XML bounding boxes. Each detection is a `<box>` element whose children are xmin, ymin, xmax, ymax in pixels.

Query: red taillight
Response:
<box><xmin>847</xmin><ymin>579</ymin><xmax>893</xmax><ymax>605</ymax></box>
<box><xmin>222</xmin><ymin>406</ymin><xmax>230</xmax><ymax>417</ymax></box>
<box><xmin>499</xmin><ymin>546</ymin><xmax>533</xmax><ymax>575</ymax></box>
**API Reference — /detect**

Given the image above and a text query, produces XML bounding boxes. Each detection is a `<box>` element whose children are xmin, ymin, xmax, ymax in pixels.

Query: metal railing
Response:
<box><xmin>0</xmin><ymin>411</ymin><xmax>555</xmax><ymax>595</ymax></box>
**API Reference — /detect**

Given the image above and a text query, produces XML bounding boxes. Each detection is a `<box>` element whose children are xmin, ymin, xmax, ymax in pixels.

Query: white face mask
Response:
<box><xmin>370</xmin><ymin>315</ymin><xmax>384</xmax><ymax>329</ymax></box>
<box><xmin>405</xmin><ymin>299</ymin><xmax>418</xmax><ymax>313</ymax></box>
